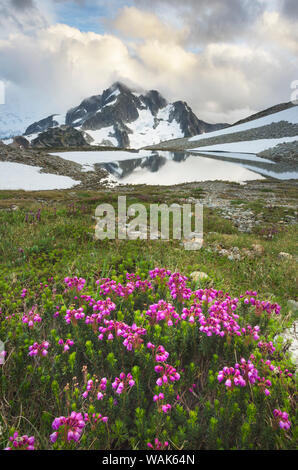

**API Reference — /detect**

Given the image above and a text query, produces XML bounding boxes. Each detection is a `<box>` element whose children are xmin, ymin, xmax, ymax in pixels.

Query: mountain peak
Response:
<box><xmin>23</xmin><ymin>83</ymin><xmax>228</xmax><ymax>149</ymax></box>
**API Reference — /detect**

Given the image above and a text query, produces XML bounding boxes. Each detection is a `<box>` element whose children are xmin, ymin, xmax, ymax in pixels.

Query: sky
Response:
<box><xmin>0</xmin><ymin>0</ymin><xmax>297</xmax><ymax>125</ymax></box>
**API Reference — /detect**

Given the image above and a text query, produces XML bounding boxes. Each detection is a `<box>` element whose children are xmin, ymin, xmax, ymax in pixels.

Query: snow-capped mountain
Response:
<box><xmin>23</xmin><ymin>82</ymin><xmax>228</xmax><ymax>149</ymax></box>
<box><xmin>149</xmin><ymin>101</ymin><xmax>298</xmax><ymax>157</ymax></box>
<box><xmin>0</xmin><ymin>109</ymin><xmax>39</xmax><ymax>140</ymax></box>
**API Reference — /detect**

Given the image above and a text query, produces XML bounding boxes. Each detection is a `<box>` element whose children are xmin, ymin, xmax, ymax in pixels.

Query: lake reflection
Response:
<box><xmin>100</xmin><ymin>152</ymin><xmax>264</xmax><ymax>185</ymax></box>
<box><xmin>53</xmin><ymin>149</ymin><xmax>298</xmax><ymax>185</ymax></box>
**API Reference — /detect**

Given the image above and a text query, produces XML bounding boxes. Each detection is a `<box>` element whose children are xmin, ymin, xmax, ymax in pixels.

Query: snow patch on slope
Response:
<box><xmin>84</xmin><ymin>127</ymin><xmax>118</xmax><ymax>147</ymax></box>
<box><xmin>189</xmin><ymin>106</ymin><xmax>298</xmax><ymax>143</ymax></box>
<box><xmin>192</xmin><ymin>136</ymin><xmax>298</xmax><ymax>154</ymax></box>
<box><xmin>128</xmin><ymin>105</ymin><xmax>184</xmax><ymax>149</ymax></box>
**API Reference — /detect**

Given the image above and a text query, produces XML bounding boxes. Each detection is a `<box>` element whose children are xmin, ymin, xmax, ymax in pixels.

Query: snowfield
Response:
<box><xmin>0</xmin><ymin>162</ymin><xmax>78</xmax><ymax>190</ymax></box>
<box><xmin>82</xmin><ymin>105</ymin><xmax>184</xmax><ymax>149</ymax></box>
<box><xmin>191</xmin><ymin>136</ymin><xmax>298</xmax><ymax>154</ymax></box>
<box><xmin>189</xmin><ymin>106</ymin><xmax>298</xmax><ymax>143</ymax></box>
<box><xmin>128</xmin><ymin>106</ymin><xmax>184</xmax><ymax>149</ymax></box>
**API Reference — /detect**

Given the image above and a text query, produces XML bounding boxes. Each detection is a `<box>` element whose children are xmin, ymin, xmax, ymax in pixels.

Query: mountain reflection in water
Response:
<box><xmin>96</xmin><ymin>150</ymin><xmax>298</xmax><ymax>185</ymax></box>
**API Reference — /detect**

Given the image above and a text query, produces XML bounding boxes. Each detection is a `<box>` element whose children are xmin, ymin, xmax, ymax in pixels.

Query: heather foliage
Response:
<box><xmin>0</xmin><ymin>194</ymin><xmax>297</xmax><ymax>450</ymax></box>
<box><xmin>0</xmin><ymin>266</ymin><xmax>296</xmax><ymax>450</ymax></box>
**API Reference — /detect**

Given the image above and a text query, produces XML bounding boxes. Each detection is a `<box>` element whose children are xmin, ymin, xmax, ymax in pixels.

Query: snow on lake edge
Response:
<box><xmin>0</xmin><ymin>162</ymin><xmax>78</xmax><ymax>190</ymax></box>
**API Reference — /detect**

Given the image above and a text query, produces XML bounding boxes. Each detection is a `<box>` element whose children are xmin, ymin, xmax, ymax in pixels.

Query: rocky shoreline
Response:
<box><xmin>0</xmin><ymin>141</ymin><xmax>115</xmax><ymax>189</ymax></box>
<box><xmin>258</xmin><ymin>140</ymin><xmax>298</xmax><ymax>164</ymax></box>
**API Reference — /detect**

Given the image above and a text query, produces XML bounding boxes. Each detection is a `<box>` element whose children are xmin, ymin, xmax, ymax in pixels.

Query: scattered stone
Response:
<box><xmin>190</xmin><ymin>271</ymin><xmax>209</xmax><ymax>282</ymax></box>
<box><xmin>288</xmin><ymin>300</ymin><xmax>298</xmax><ymax>312</ymax></box>
<box><xmin>278</xmin><ymin>321</ymin><xmax>298</xmax><ymax>370</ymax></box>
<box><xmin>252</xmin><ymin>244</ymin><xmax>265</xmax><ymax>255</ymax></box>
<box><xmin>278</xmin><ymin>252</ymin><xmax>293</xmax><ymax>260</ymax></box>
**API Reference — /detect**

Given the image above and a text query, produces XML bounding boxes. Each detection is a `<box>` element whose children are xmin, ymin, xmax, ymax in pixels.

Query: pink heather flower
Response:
<box><xmin>147</xmin><ymin>438</ymin><xmax>169</xmax><ymax>450</ymax></box>
<box><xmin>153</xmin><ymin>393</ymin><xmax>164</xmax><ymax>402</ymax></box>
<box><xmin>64</xmin><ymin>277</ymin><xmax>86</xmax><ymax>292</ymax></box>
<box><xmin>98</xmin><ymin>320</ymin><xmax>146</xmax><ymax>351</ymax></box>
<box><xmin>4</xmin><ymin>432</ymin><xmax>35</xmax><ymax>450</ymax></box>
<box><xmin>58</xmin><ymin>338</ymin><xmax>74</xmax><ymax>353</ymax></box>
<box><xmin>258</xmin><ymin>341</ymin><xmax>276</xmax><ymax>355</ymax></box>
<box><xmin>167</xmin><ymin>272</ymin><xmax>192</xmax><ymax>302</ymax></box>
<box><xmin>155</xmin><ymin>345</ymin><xmax>169</xmax><ymax>363</ymax></box>
<box><xmin>146</xmin><ymin>300</ymin><xmax>180</xmax><ymax>326</ymax></box>
<box><xmin>149</xmin><ymin>268</ymin><xmax>171</xmax><ymax>281</ymax></box>
<box><xmin>51</xmin><ymin>412</ymin><xmax>85</xmax><ymax>444</ymax></box>
<box><xmin>161</xmin><ymin>404</ymin><xmax>172</xmax><ymax>413</ymax></box>
<box><xmin>96</xmin><ymin>278</ymin><xmax>135</xmax><ymax>298</ymax></box>
<box><xmin>22</xmin><ymin>306</ymin><xmax>41</xmax><ymax>328</ymax></box>
<box><xmin>64</xmin><ymin>307</ymin><xmax>85</xmax><ymax>325</ymax></box>
<box><xmin>155</xmin><ymin>363</ymin><xmax>180</xmax><ymax>387</ymax></box>
<box><xmin>21</xmin><ymin>289</ymin><xmax>28</xmax><ymax>299</ymax></box>
<box><xmin>112</xmin><ymin>372</ymin><xmax>135</xmax><ymax>395</ymax></box>
<box><xmin>28</xmin><ymin>341</ymin><xmax>50</xmax><ymax>357</ymax></box>
<box><xmin>273</xmin><ymin>409</ymin><xmax>291</xmax><ymax>430</ymax></box>
<box><xmin>82</xmin><ymin>377</ymin><xmax>107</xmax><ymax>400</ymax></box>
<box><xmin>84</xmin><ymin>297</ymin><xmax>116</xmax><ymax>326</ymax></box>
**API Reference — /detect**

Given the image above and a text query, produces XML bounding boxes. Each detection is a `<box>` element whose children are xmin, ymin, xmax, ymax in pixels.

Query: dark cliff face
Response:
<box><xmin>30</xmin><ymin>126</ymin><xmax>89</xmax><ymax>148</ymax></box>
<box><xmin>23</xmin><ymin>82</ymin><xmax>230</xmax><ymax>148</ymax></box>
<box><xmin>141</xmin><ymin>90</ymin><xmax>168</xmax><ymax>115</ymax></box>
<box><xmin>169</xmin><ymin>101</ymin><xmax>228</xmax><ymax>137</ymax></box>
<box><xmin>25</xmin><ymin>115</ymin><xmax>59</xmax><ymax>135</ymax></box>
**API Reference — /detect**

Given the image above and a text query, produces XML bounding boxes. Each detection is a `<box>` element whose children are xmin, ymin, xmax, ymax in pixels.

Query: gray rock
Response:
<box><xmin>288</xmin><ymin>300</ymin><xmax>298</xmax><ymax>312</ymax></box>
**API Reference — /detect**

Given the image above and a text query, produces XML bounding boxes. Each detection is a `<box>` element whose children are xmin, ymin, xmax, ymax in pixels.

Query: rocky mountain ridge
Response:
<box><xmin>23</xmin><ymin>82</ymin><xmax>228</xmax><ymax>149</ymax></box>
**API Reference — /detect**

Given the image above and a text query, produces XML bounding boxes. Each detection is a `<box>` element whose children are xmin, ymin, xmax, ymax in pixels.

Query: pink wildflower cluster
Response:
<box><xmin>146</xmin><ymin>300</ymin><xmax>180</xmax><ymax>326</ymax></box>
<box><xmin>82</xmin><ymin>377</ymin><xmax>107</xmax><ymax>400</ymax></box>
<box><xmin>242</xmin><ymin>293</ymin><xmax>281</xmax><ymax>316</ymax></box>
<box><xmin>50</xmin><ymin>412</ymin><xmax>85</xmax><ymax>443</ymax></box>
<box><xmin>153</xmin><ymin>392</ymin><xmax>172</xmax><ymax>414</ymax></box>
<box><xmin>96</xmin><ymin>275</ymin><xmax>153</xmax><ymax>299</ymax></box>
<box><xmin>98</xmin><ymin>320</ymin><xmax>147</xmax><ymax>351</ymax></box>
<box><xmin>58</xmin><ymin>338</ymin><xmax>74</xmax><ymax>353</ymax></box>
<box><xmin>64</xmin><ymin>277</ymin><xmax>86</xmax><ymax>292</ymax></box>
<box><xmin>28</xmin><ymin>341</ymin><xmax>49</xmax><ymax>357</ymax></box>
<box><xmin>96</xmin><ymin>278</ymin><xmax>134</xmax><ymax>298</ymax></box>
<box><xmin>147</xmin><ymin>438</ymin><xmax>169</xmax><ymax>450</ymax></box>
<box><xmin>198</xmin><ymin>298</ymin><xmax>241</xmax><ymax>338</ymax></box>
<box><xmin>84</xmin><ymin>297</ymin><xmax>116</xmax><ymax>326</ymax></box>
<box><xmin>21</xmin><ymin>288</ymin><xmax>28</xmax><ymax>299</ymax></box>
<box><xmin>126</xmin><ymin>272</ymin><xmax>153</xmax><ymax>292</ymax></box>
<box><xmin>22</xmin><ymin>306</ymin><xmax>42</xmax><ymax>328</ymax></box>
<box><xmin>181</xmin><ymin>292</ymin><xmax>262</xmax><ymax>342</ymax></box>
<box><xmin>64</xmin><ymin>307</ymin><xmax>85</xmax><ymax>325</ymax></box>
<box><xmin>4</xmin><ymin>432</ymin><xmax>35</xmax><ymax>450</ymax></box>
<box><xmin>149</xmin><ymin>268</ymin><xmax>171</xmax><ymax>280</ymax></box>
<box><xmin>259</xmin><ymin>358</ymin><xmax>293</xmax><ymax>379</ymax></box>
<box><xmin>168</xmin><ymin>272</ymin><xmax>192</xmax><ymax>301</ymax></box>
<box><xmin>194</xmin><ymin>288</ymin><xmax>220</xmax><ymax>303</ymax></box>
<box><xmin>258</xmin><ymin>341</ymin><xmax>276</xmax><ymax>355</ymax></box>
<box><xmin>155</xmin><ymin>363</ymin><xmax>181</xmax><ymax>386</ymax></box>
<box><xmin>241</xmin><ymin>325</ymin><xmax>260</xmax><ymax>341</ymax></box>
<box><xmin>273</xmin><ymin>409</ymin><xmax>291</xmax><ymax>430</ymax></box>
<box><xmin>147</xmin><ymin>343</ymin><xmax>169</xmax><ymax>363</ymax></box>
<box><xmin>181</xmin><ymin>303</ymin><xmax>202</xmax><ymax>324</ymax></box>
<box><xmin>112</xmin><ymin>372</ymin><xmax>135</xmax><ymax>394</ymax></box>
<box><xmin>218</xmin><ymin>357</ymin><xmax>272</xmax><ymax>395</ymax></box>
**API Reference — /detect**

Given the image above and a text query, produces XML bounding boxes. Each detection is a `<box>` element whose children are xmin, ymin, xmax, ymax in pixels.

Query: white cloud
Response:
<box><xmin>0</xmin><ymin>0</ymin><xmax>297</xmax><ymax>126</ymax></box>
<box><xmin>112</xmin><ymin>6</ymin><xmax>188</xmax><ymax>44</ymax></box>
